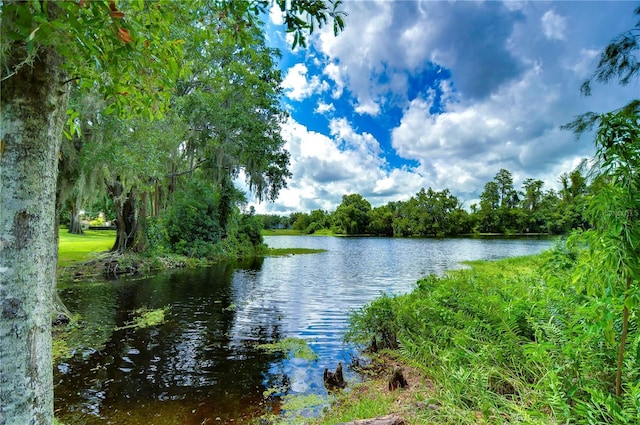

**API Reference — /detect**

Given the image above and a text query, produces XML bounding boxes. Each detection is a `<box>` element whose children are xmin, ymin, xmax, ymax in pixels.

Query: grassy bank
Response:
<box><xmin>311</xmin><ymin>244</ymin><xmax>639</xmax><ymax>424</ymax></box>
<box><xmin>262</xmin><ymin>228</ymin><xmax>338</xmax><ymax>236</ymax></box>
<box><xmin>57</xmin><ymin>229</ymin><xmax>325</xmax><ymax>276</ymax></box>
<box><xmin>304</xmin><ymin>353</ymin><xmax>435</xmax><ymax>425</ymax></box>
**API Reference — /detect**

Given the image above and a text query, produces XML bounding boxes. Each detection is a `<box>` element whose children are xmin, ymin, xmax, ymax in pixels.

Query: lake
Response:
<box><xmin>54</xmin><ymin>236</ymin><xmax>554</xmax><ymax>424</ymax></box>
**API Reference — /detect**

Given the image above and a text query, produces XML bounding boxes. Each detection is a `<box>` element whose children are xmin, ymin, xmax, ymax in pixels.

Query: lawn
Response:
<box><xmin>57</xmin><ymin>229</ymin><xmax>115</xmax><ymax>267</ymax></box>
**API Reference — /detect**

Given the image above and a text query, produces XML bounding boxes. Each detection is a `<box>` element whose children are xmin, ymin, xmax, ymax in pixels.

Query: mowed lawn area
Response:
<box><xmin>58</xmin><ymin>229</ymin><xmax>115</xmax><ymax>267</ymax></box>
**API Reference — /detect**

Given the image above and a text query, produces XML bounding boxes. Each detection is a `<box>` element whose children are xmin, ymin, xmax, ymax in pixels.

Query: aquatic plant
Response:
<box><xmin>115</xmin><ymin>306</ymin><xmax>168</xmax><ymax>331</ymax></box>
<box><xmin>258</xmin><ymin>337</ymin><xmax>319</xmax><ymax>361</ymax></box>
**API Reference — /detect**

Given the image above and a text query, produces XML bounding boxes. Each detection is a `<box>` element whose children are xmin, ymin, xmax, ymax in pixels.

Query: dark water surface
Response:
<box><xmin>55</xmin><ymin>236</ymin><xmax>554</xmax><ymax>424</ymax></box>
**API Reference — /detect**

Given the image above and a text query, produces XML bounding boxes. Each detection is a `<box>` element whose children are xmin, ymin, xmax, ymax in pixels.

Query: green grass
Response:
<box><xmin>57</xmin><ymin>229</ymin><xmax>115</xmax><ymax>267</ymax></box>
<box><xmin>261</xmin><ymin>228</ymin><xmax>338</xmax><ymax>236</ymax></box>
<box><xmin>57</xmin><ymin>228</ymin><xmax>328</xmax><ymax>269</ymax></box>
<box><xmin>309</xmin><ymin>228</ymin><xmax>336</xmax><ymax>236</ymax></box>
<box><xmin>312</xmin><ymin>384</ymin><xmax>399</xmax><ymax>425</ymax></box>
<box><xmin>459</xmin><ymin>252</ymin><xmax>549</xmax><ymax>279</ymax></box>
<box><xmin>267</xmin><ymin>248</ymin><xmax>326</xmax><ymax>256</ymax></box>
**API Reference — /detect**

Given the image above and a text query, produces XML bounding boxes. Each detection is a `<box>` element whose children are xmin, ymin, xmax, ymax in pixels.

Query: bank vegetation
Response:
<box><xmin>308</xmin><ymin>239</ymin><xmax>638</xmax><ymax>424</ymax></box>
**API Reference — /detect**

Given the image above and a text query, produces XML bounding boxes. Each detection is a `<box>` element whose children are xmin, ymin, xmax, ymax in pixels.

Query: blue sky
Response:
<box><xmin>244</xmin><ymin>1</ymin><xmax>639</xmax><ymax>214</ymax></box>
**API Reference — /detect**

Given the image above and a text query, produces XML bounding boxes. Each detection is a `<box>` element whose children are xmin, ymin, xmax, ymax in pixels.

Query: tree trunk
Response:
<box><xmin>169</xmin><ymin>161</ymin><xmax>176</xmax><ymax>194</ymax></box>
<box><xmin>68</xmin><ymin>199</ymin><xmax>84</xmax><ymax>235</ymax></box>
<box><xmin>106</xmin><ymin>178</ymin><xmax>138</xmax><ymax>253</ymax></box>
<box><xmin>133</xmin><ymin>191</ymin><xmax>149</xmax><ymax>253</ymax></box>
<box><xmin>0</xmin><ymin>40</ymin><xmax>70</xmax><ymax>425</ymax></box>
<box><xmin>153</xmin><ymin>178</ymin><xmax>161</xmax><ymax>217</ymax></box>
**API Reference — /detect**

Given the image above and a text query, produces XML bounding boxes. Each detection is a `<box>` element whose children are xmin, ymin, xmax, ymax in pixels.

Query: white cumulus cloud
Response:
<box><xmin>248</xmin><ymin>117</ymin><xmax>428</xmax><ymax>214</ymax></box>
<box><xmin>282</xmin><ymin>63</ymin><xmax>328</xmax><ymax>101</ymax></box>
<box><xmin>541</xmin><ymin>10</ymin><xmax>567</xmax><ymax>41</ymax></box>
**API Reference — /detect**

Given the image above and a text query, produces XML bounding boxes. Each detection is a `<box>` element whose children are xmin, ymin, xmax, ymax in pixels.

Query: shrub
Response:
<box><xmin>238</xmin><ymin>211</ymin><xmax>263</xmax><ymax>247</ymax></box>
<box><xmin>346</xmin><ymin>294</ymin><xmax>400</xmax><ymax>350</ymax></box>
<box><xmin>144</xmin><ymin>215</ymin><xmax>168</xmax><ymax>255</ymax></box>
<box><xmin>163</xmin><ymin>180</ymin><xmax>223</xmax><ymax>258</ymax></box>
<box><xmin>89</xmin><ymin>216</ymin><xmax>105</xmax><ymax>227</ymax></box>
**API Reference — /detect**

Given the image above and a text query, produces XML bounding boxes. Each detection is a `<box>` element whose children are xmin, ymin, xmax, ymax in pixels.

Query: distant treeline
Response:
<box><xmin>258</xmin><ymin>167</ymin><xmax>589</xmax><ymax>237</ymax></box>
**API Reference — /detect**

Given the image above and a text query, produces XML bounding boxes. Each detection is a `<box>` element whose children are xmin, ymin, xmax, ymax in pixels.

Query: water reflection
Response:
<box><xmin>55</xmin><ymin>237</ymin><xmax>554</xmax><ymax>423</ymax></box>
<box><xmin>56</xmin><ymin>261</ymin><xmax>281</xmax><ymax>424</ymax></box>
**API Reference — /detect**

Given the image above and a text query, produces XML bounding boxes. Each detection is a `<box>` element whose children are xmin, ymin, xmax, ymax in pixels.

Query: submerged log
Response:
<box><xmin>337</xmin><ymin>414</ymin><xmax>406</xmax><ymax>425</ymax></box>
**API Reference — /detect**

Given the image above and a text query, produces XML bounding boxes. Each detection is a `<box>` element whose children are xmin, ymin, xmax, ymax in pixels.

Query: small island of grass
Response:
<box><xmin>266</xmin><ymin>247</ymin><xmax>326</xmax><ymax>256</ymax></box>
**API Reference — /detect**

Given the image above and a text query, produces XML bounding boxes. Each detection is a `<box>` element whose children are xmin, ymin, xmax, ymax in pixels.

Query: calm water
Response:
<box><xmin>55</xmin><ymin>236</ymin><xmax>554</xmax><ymax>424</ymax></box>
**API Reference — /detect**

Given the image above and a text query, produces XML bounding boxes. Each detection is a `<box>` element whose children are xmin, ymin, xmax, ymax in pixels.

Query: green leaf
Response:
<box><xmin>624</xmin><ymin>292</ymin><xmax>640</xmax><ymax>310</ymax></box>
<box><xmin>28</xmin><ymin>27</ymin><xmax>40</xmax><ymax>41</ymax></box>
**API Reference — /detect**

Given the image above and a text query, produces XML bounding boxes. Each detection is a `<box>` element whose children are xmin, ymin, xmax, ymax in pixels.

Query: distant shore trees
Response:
<box><xmin>259</xmin><ymin>166</ymin><xmax>591</xmax><ymax>237</ymax></box>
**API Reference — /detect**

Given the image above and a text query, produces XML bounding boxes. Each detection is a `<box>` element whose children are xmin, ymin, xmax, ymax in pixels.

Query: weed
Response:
<box><xmin>115</xmin><ymin>306</ymin><xmax>167</xmax><ymax>331</ymax></box>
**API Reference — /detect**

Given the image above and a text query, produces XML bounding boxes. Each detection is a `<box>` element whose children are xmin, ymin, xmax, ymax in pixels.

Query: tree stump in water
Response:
<box><xmin>337</xmin><ymin>414</ymin><xmax>406</xmax><ymax>425</ymax></box>
<box><xmin>324</xmin><ymin>362</ymin><xmax>346</xmax><ymax>388</ymax></box>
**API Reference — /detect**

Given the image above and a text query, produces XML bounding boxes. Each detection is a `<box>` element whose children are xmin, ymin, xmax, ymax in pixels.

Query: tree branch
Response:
<box><xmin>163</xmin><ymin>158</ymin><xmax>208</xmax><ymax>178</ymax></box>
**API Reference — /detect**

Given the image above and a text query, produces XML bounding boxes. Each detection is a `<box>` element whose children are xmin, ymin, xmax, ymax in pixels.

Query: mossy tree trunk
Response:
<box><xmin>106</xmin><ymin>178</ymin><xmax>138</xmax><ymax>254</ymax></box>
<box><xmin>0</xmin><ymin>39</ymin><xmax>70</xmax><ymax>425</ymax></box>
<box><xmin>68</xmin><ymin>198</ymin><xmax>84</xmax><ymax>235</ymax></box>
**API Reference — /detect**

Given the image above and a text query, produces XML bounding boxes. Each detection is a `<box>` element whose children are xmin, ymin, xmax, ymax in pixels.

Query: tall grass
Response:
<box><xmin>346</xmin><ymin>242</ymin><xmax>640</xmax><ymax>423</ymax></box>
